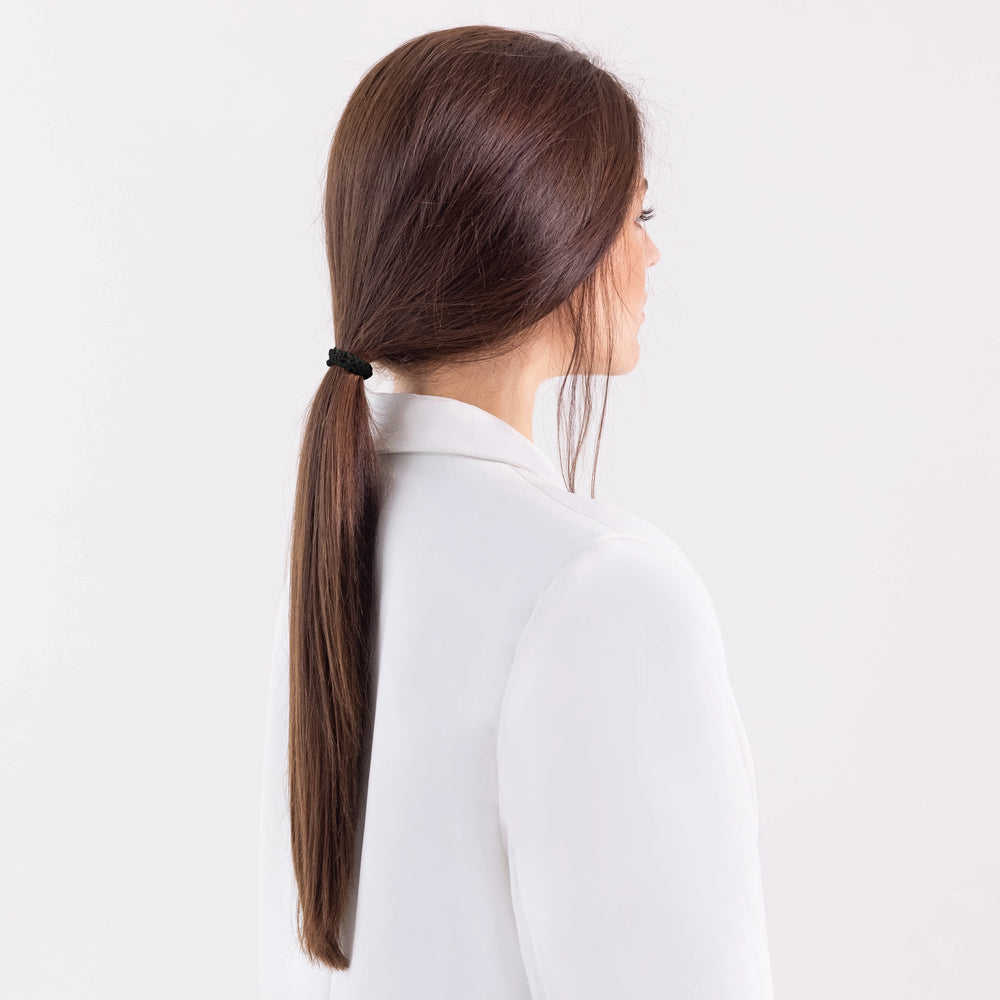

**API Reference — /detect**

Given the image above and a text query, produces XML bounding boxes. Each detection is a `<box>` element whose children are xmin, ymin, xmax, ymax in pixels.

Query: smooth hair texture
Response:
<box><xmin>288</xmin><ymin>24</ymin><xmax>650</xmax><ymax>969</ymax></box>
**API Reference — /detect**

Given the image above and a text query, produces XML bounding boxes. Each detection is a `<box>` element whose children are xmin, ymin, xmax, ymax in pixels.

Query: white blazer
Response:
<box><xmin>260</xmin><ymin>389</ymin><xmax>775</xmax><ymax>999</ymax></box>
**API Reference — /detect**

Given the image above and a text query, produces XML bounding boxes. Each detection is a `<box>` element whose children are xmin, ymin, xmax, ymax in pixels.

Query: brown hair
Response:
<box><xmin>287</xmin><ymin>24</ymin><xmax>649</xmax><ymax>969</ymax></box>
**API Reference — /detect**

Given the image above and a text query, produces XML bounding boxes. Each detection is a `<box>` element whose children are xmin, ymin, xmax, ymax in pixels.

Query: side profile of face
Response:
<box><xmin>607</xmin><ymin>178</ymin><xmax>661</xmax><ymax>375</ymax></box>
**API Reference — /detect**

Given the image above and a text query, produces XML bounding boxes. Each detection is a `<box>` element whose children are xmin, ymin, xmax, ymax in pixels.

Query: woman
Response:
<box><xmin>259</xmin><ymin>24</ymin><xmax>775</xmax><ymax>999</ymax></box>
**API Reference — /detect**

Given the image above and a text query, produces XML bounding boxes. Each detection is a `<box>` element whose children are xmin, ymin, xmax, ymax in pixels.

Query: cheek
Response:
<box><xmin>628</xmin><ymin>228</ymin><xmax>646</xmax><ymax>268</ymax></box>
<box><xmin>628</xmin><ymin>242</ymin><xmax>646</xmax><ymax>295</ymax></box>
<box><xmin>616</xmin><ymin>229</ymin><xmax>643</xmax><ymax>276</ymax></box>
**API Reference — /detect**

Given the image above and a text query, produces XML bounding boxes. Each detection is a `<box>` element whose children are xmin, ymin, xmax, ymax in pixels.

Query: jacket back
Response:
<box><xmin>259</xmin><ymin>389</ymin><xmax>774</xmax><ymax>1000</ymax></box>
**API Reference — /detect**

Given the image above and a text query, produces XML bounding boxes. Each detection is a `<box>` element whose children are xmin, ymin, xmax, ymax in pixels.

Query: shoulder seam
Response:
<box><xmin>509</xmin><ymin>533</ymin><xmax>696</xmax><ymax>668</ymax></box>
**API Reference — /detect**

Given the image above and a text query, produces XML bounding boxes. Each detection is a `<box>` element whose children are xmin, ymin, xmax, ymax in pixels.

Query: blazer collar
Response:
<box><xmin>367</xmin><ymin>390</ymin><xmax>564</xmax><ymax>489</ymax></box>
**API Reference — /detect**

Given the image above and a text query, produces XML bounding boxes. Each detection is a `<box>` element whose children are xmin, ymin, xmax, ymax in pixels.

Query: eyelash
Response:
<box><xmin>637</xmin><ymin>206</ymin><xmax>655</xmax><ymax>225</ymax></box>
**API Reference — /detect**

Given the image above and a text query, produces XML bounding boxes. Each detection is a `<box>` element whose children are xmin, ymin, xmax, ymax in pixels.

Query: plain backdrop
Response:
<box><xmin>2</xmin><ymin>1</ymin><xmax>998</xmax><ymax>997</ymax></box>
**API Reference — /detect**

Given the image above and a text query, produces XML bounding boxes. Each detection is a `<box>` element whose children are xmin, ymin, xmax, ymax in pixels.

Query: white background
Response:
<box><xmin>2</xmin><ymin>1</ymin><xmax>998</xmax><ymax>997</ymax></box>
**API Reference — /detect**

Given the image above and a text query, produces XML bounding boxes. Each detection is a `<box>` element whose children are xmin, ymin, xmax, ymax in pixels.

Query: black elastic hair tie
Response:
<box><xmin>327</xmin><ymin>348</ymin><xmax>373</xmax><ymax>380</ymax></box>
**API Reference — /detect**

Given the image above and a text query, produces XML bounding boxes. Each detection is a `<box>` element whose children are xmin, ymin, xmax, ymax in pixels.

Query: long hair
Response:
<box><xmin>288</xmin><ymin>24</ymin><xmax>649</xmax><ymax>969</ymax></box>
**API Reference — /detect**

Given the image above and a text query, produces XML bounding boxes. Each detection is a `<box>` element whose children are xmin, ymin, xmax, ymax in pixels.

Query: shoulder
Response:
<box><xmin>513</xmin><ymin>465</ymin><xmax>720</xmax><ymax>633</ymax></box>
<box><xmin>497</xmin><ymin>531</ymin><xmax>728</xmax><ymax>754</ymax></box>
<box><xmin>511</xmin><ymin>533</ymin><xmax>723</xmax><ymax>680</ymax></box>
<box><xmin>495</xmin><ymin>529</ymin><xmax>737</xmax><ymax>855</ymax></box>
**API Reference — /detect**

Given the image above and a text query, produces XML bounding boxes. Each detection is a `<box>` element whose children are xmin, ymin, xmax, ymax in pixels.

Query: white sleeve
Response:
<box><xmin>496</xmin><ymin>535</ymin><xmax>774</xmax><ymax>1000</ymax></box>
<box><xmin>258</xmin><ymin>572</ymin><xmax>336</xmax><ymax>1000</ymax></box>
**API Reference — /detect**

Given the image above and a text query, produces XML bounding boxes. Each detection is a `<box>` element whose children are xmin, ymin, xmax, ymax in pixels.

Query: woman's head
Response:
<box><xmin>289</xmin><ymin>26</ymin><xmax>658</xmax><ymax>971</ymax></box>
<box><xmin>323</xmin><ymin>25</ymin><xmax>655</xmax><ymax>487</ymax></box>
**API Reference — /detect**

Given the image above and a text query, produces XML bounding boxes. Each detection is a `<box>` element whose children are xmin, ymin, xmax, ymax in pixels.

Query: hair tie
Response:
<box><xmin>327</xmin><ymin>348</ymin><xmax>373</xmax><ymax>379</ymax></box>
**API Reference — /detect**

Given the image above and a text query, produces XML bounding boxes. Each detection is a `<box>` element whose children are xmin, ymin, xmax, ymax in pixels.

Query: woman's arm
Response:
<box><xmin>497</xmin><ymin>535</ymin><xmax>774</xmax><ymax>999</ymax></box>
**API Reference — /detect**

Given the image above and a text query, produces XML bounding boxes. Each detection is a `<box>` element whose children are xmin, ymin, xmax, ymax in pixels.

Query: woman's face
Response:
<box><xmin>608</xmin><ymin>178</ymin><xmax>661</xmax><ymax>374</ymax></box>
